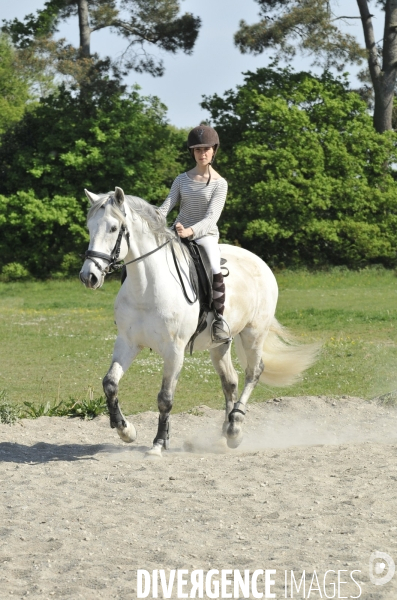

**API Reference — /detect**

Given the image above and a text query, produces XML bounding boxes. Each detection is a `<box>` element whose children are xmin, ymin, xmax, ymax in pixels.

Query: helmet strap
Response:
<box><xmin>206</xmin><ymin>144</ymin><xmax>218</xmax><ymax>185</ymax></box>
<box><xmin>206</xmin><ymin>163</ymin><xmax>212</xmax><ymax>186</ymax></box>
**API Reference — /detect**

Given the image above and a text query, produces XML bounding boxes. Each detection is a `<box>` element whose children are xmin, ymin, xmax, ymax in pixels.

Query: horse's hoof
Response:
<box><xmin>226</xmin><ymin>422</ymin><xmax>243</xmax><ymax>449</ymax></box>
<box><xmin>145</xmin><ymin>444</ymin><xmax>163</xmax><ymax>458</ymax></box>
<box><xmin>117</xmin><ymin>421</ymin><xmax>137</xmax><ymax>443</ymax></box>
<box><xmin>227</xmin><ymin>434</ymin><xmax>243</xmax><ymax>449</ymax></box>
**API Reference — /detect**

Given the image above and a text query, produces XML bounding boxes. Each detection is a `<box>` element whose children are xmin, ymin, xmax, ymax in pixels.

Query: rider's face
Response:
<box><xmin>193</xmin><ymin>146</ymin><xmax>214</xmax><ymax>165</ymax></box>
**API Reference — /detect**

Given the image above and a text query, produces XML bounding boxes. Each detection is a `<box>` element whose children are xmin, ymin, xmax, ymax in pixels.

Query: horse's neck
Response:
<box><xmin>122</xmin><ymin>213</ymin><xmax>196</xmax><ymax>319</ymax></box>
<box><xmin>124</xmin><ymin>215</ymin><xmax>170</xmax><ymax>292</ymax></box>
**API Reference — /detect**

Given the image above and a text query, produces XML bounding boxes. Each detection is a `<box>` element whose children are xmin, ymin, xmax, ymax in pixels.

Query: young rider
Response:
<box><xmin>158</xmin><ymin>125</ymin><xmax>231</xmax><ymax>343</ymax></box>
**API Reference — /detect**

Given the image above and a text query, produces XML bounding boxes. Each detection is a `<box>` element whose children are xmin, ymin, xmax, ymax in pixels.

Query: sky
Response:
<box><xmin>0</xmin><ymin>0</ymin><xmax>384</xmax><ymax>128</ymax></box>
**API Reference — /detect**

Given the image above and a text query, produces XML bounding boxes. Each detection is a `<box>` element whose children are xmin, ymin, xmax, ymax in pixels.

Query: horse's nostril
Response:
<box><xmin>89</xmin><ymin>273</ymin><xmax>98</xmax><ymax>287</ymax></box>
<box><xmin>79</xmin><ymin>271</ymin><xmax>86</xmax><ymax>284</ymax></box>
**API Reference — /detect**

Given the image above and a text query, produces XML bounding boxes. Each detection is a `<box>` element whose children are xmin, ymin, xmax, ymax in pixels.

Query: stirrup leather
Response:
<box><xmin>211</xmin><ymin>313</ymin><xmax>232</xmax><ymax>343</ymax></box>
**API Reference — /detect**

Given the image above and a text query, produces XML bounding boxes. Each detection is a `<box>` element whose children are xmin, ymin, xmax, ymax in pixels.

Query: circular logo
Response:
<box><xmin>369</xmin><ymin>551</ymin><xmax>395</xmax><ymax>586</ymax></box>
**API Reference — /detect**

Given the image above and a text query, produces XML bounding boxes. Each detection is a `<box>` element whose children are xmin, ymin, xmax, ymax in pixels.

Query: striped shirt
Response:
<box><xmin>159</xmin><ymin>172</ymin><xmax>228</xmax><ymax>240</ymax></box>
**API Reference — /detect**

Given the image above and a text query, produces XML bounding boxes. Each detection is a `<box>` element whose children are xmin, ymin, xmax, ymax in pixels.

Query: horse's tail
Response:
<box><xmin>235</xmin><ymin>318</ymin><xmax>320</xmax><ymax>387</ymax></box>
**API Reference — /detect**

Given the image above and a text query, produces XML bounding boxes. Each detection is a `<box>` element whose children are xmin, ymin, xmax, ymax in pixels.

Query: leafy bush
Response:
<box><xmin>0</xmin><ymin>390</ymin><xmax>20</xmax><ymax>424</ymax></box>
<box><xmin>63</xmin><ymin>396</ymin><xmax>108</xmax><ymax>420</ymax></box>
<box><xmin>203</xmin><ymin>68</ymin><xmax>397</xmax><ymax>268</ymax></box>
<box><xmin>0</xmin><ymin>192</ymin><xmax>87</xmax><ymax>278</ymax></box>
<box><xmin>22</xmin><ymin>400</ymin><xmax>64</xmax><ymax>418</ymax></box>
<box><xmin>22</xmin><ymin>394</ymin><xmax>108</xmax><ymax>420</ymax></box>
<box><xmin>1</xmin><ymin>262</ymin><xmax>30</xmax><ymax>281</ymax></box>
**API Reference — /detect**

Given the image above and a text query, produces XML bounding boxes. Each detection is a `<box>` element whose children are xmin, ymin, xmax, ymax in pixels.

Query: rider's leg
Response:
<box><xmin>195</xmin><ymin>236</ymin><xmax>221</xmax><ymax>273</ymax></box>
<box><xmin>195</xmin><ymin>236</ymin><xmax>231</xmax><ymax>343</ymax></box>
<box><xmin>212</xmin><ymin>272</ymin><xmax>225</xmax><ymax>314</ymax></box>
<box><xmin>211</xmin><ymin>276</ymin><xmax>232</xmax><ymax>342</ymax></box>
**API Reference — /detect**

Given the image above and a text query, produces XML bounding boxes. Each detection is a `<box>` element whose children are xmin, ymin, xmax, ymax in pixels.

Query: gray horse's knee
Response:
<box><xmin>245</xmin><ymin>359</ymin><xmax>264</xmax><ymax>384</ymax></box>
<box><xmin>103</xmin><ymin>374</ymin><xmax>118</xmax><ymax>399</ymax></box>
<box><xmin>103</xmin><ymin>375</ymin><xmax>126</xmax><ymax>429</ymax></box>
<box><xmin>157</xmin><ymin>389</ymin><xmax>173</xmax><ymax>414</ymax></box>
<box><xmin>221</xmin><ymin>375</ymin><xmax>238</xmax><ymax>397</ymax></box>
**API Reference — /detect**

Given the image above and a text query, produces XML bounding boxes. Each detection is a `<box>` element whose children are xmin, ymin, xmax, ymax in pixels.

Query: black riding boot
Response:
<box><xmin>211</xmin><ymin>272</ymin><xmax>232</xmax><ymax>343</ymax></box>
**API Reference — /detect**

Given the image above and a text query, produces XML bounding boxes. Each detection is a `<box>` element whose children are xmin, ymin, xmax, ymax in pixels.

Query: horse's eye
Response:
<box><xmin>110</xmin><ymin>225</ymin><xmax>118</xmax><ymax>233</ymax></box>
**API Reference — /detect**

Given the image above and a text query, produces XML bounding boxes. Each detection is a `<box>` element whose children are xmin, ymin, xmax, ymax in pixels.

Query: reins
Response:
<box><xmin>83</xmin><ymin>217</ymin><xmax>198</xmax><ymax>305</ymax></box>
<box><xmin>170</xmin><ymin>238</ymin><xmax>198</xmax><ymax>304</ymax></box>
<box><xmin>121</xmin><ymin>238</ymin><xmax>172</xmax><ymax>270</ymax></box>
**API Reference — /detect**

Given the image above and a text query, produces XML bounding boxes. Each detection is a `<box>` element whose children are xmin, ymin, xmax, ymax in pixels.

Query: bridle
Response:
<box><xmin>83</xmin><ymin>223</ymin><xmax>131</xmax><ymax>275</ymax></box>
<box><xmin>82</xmin><ymin>201</ymin><xmax>197</xmax><ymax>304</ymax></box>
<box><xmin>83</xmin><ymin>223</ymin><xmax>175</xmax><ymax>276</ymax></box>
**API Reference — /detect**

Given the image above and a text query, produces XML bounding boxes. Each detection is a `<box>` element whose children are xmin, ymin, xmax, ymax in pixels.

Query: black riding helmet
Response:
<box><xmin>187</xmin><ymin>125</ymin><xmax>220</xmax><ymax>185</ymax></box>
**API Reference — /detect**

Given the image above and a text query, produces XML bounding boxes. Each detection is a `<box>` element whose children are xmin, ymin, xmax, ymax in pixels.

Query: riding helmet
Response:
<box><xmin>187</xmin><ymin>125</ymin><xmax>219</xmax><ymax>161</ymax></box>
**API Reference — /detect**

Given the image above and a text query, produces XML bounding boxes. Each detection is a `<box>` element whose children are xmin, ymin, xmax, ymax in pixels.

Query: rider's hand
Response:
<box><xmin>175</xmin><ymin>222</ymin><xmax>193</xmax><ymax>238</ymax></box>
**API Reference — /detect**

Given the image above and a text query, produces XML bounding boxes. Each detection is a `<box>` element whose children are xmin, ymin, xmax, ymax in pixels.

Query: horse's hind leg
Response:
<box><xmin>226</xmin><ymin>330</ymin><xmax>265</xmax><ymax>448</ymax></box>
<box><xmin>103</xmin><ymin>336</ymin><xmax>140</xmax><ymax>443</ymax></box>
<box><xmin>146</xmin><ymin>346</ymin><xmax>184</xmax><ymax>457</ymax></box>
<box><xmin>209</xmin><ymin>343</ymin><xmax>239</xmax><ymax>439</ymax></box>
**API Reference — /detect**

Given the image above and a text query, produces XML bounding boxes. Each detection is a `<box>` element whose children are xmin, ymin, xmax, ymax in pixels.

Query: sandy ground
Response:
<box><xmin>1</xmin><ymin>396</ymin><xmax>397</xmax><ymax>600</ymax></box>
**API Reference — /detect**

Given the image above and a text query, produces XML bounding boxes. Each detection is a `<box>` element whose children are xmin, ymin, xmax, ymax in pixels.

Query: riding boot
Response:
<box><xmin>211</xmin><ymin>272</ymin><xmax>232</xmax><ymax>343</ymax></box>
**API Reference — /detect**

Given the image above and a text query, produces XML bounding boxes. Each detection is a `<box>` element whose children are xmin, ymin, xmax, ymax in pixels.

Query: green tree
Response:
<box><xmin>0</xmin><ymin>35</ymin><xmax>31</xmax><ymax>135</ymax></box>
<box><xmin>3</xmin><ymin>0</ymin><xmax>201</xmax><ymax>84</ymax></box>
<box><xmin>0</xmin><ymin>85</ymin><xmax>185</xmax><ymax>200</ymax></box>
<box><xmin>202</xmin><ymin>68</ymin><xmax>397</xmax><ymax>267</ymax></box>
<box><xmin>0</xmin><ymin>84</ymin><xmax>187</xmax><ymax>277</ymax></box>
<box><xmin>234</xmin><ymin>0</ymin><xmax>397</xmax><ymax>133</ymax></box>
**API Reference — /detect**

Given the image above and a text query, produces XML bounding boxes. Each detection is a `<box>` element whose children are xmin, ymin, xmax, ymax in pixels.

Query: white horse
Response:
<box><xmin>80</xmin><ymin>187</ymin><xmax>318</xmax><ymax>456</ymax></box>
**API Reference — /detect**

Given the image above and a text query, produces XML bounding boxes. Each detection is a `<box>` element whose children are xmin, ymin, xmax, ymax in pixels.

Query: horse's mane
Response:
<box><xmin>87</xmin><ymin>192</ymin><xmax>174</xmax><ymax>242</ymax></box>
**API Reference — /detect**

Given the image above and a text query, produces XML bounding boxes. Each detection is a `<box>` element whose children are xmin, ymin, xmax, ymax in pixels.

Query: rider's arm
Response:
<box><xmin>158</xmin><ymin>176</ymin><xmax>181</xmax><ymax>217</ymax></box>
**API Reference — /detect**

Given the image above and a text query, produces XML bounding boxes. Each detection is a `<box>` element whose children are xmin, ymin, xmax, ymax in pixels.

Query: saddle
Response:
<box><xmin>180</xmin><ymin>238</ymin><xmax>228</xmax><ymax>354</ymax></box>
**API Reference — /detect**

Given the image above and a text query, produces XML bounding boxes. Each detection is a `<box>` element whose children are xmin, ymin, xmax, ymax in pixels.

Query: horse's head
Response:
<box><xmin>80</xmin><ymin>187</ymin><xmax>130</xmax><ymax>289</ymax></box>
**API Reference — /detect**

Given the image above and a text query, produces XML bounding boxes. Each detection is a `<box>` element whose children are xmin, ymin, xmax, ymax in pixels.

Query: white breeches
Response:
<box><xmin>195</xmin><ymin>236</ymin><xmax>221</xmax><ymax>275</ymax></box>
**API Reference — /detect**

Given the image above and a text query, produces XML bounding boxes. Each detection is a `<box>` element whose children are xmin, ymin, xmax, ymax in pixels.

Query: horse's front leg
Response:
<box><xmin>146</xmin><ymin>346</ymin><xmax>184</xmax><ymax>457</ymax></box>
<box><xmin>103</xmin><ymin>335</ymin><xmax>140</xmax><ymax>443</ymax></box>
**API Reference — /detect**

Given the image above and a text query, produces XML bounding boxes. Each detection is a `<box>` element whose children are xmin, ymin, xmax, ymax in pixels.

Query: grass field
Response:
<box><xmin>0</xmin><ymin>267</ymin><xmax>396</xmax><ymax>416</ymax></box>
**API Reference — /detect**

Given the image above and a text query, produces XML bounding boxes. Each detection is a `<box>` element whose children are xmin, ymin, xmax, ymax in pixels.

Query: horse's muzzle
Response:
<box><xmin>79</xmin><ymin>263</ymin><xmax>102</xmax><ymax>289</ymax></box>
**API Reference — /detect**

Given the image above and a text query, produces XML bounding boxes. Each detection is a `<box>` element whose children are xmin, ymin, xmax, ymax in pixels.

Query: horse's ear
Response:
<box><xmin>114</xmin><ymin>187</ymin><xmax>125</xmax><ymax>208</ymax></box>
<box><xmin>84</xmin><ymin>189</ymin><xmax>100</xmax><ymax>205</ymax></box>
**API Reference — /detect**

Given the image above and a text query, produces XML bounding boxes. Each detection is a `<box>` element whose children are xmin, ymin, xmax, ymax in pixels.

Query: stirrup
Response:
<box><xmin>211</xmin><ymin>312</ymin><xmax>232</xmax><ymax>344</ymax></box>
